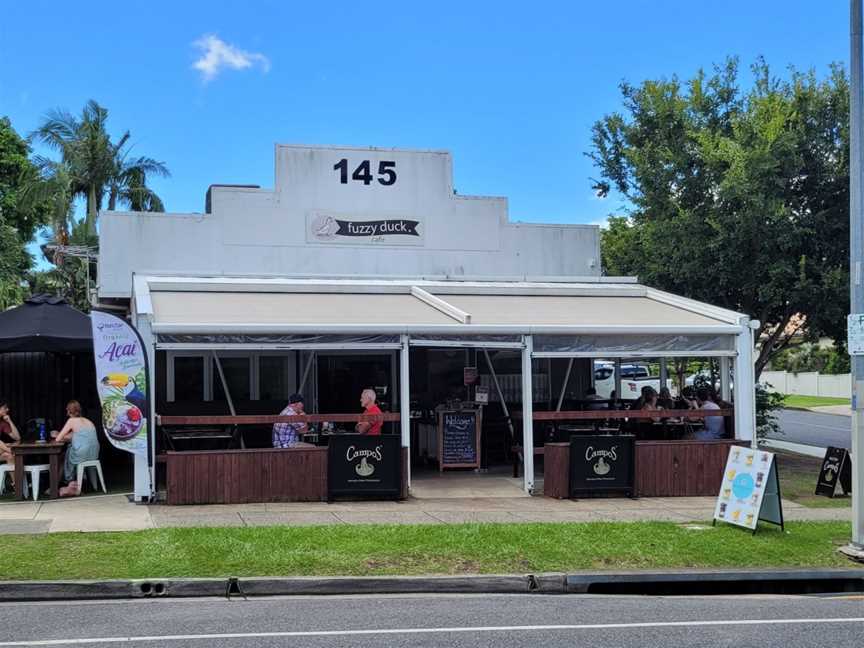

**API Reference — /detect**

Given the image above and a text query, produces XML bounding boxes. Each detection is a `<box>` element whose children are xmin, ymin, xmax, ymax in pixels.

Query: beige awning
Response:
<box><xmin>149</xmin><ymin>288</ymin><xmax>738</xmax><ymax>336</ymax></box>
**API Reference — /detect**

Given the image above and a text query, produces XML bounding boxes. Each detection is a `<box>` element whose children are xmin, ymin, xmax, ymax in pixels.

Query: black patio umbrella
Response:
<box><xmin>0</xmin><ymin>294</ymin><xmax>92</xmax><ymax>353</ymax></box>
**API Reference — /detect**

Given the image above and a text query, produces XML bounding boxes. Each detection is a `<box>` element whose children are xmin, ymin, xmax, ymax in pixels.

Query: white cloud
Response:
<box><xmin>192</xmin><ymin>34</ymin><xmax>270</xmax><ymax>82</ymax></box>
<box><xmin>590</xmin><ymin>216</ymin><xmax>611</xmax><ymax>230</ymax></box>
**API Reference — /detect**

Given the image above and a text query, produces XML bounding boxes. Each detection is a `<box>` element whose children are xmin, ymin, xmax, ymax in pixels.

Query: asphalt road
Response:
<box><xmin>1</xmin><ymin>593</ymin><xmax>863</xmax><ymax>647</ymax></box>
<box><xmin>770</xmin><ymin>409</ymin><xmax>851</xmax><ymax>449</ymax></box>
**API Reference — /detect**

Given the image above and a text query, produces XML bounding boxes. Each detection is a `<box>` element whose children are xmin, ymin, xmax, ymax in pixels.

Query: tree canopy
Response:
<box><xmin>0</xmin><ymin>117</ymin><xmax>47</xmax><ymax>309</ymax></box>
<box><xmin>590</xmin><ymin>58</ymin><xmax>849</xmax><ymax>378</ymax></box>
<box><xmin>32</xmin><ymin>99</ymin><xmax>170</xmax><ymax>235</ymax></box>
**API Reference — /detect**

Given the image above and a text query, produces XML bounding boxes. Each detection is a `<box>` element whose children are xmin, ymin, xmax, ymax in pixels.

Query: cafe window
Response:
<box><xmin>212</xmin><ymin>356</ymin><xmax>252</xmax><ymax>402</ymax></box>
<box><xmin>259</xmin><ymin>355</ymin><xmax>297</xmax><ymax>401</ymax></box>
<box><xmin>168</xmin><ymin>351</ymin><xmax>297</xmax><ymax>402</ymax></box>
<box><xmin>167</xmin><ymin>354</ymin><xmax>211</xmax><ymax>402</ymax></box>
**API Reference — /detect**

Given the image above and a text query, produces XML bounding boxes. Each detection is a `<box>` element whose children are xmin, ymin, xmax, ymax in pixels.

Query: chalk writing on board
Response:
<box><xmin>441</xmin><ymin>412</ymin><xmax>478</xmax><ymax>466</ymax></box>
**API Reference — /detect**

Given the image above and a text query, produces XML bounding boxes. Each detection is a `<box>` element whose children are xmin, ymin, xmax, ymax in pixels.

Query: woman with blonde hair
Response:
<box><xmin>52</xmin><ymin>400</ymin><xmax>100</xmax><ymax>497</ymax></box>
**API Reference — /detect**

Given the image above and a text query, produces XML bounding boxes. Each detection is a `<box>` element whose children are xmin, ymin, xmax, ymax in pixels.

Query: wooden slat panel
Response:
<box><xmin>543</xmin><ymin>443</ymin><xmax>570</xmax><ymax>499</ymax></box>
<box><xmin>531</xmin><ymin>409</ymin><xmax>733</xmax><ymax>421</ymax></box>
<box><xmin>159</xmin><ymin>413</ymin><xmax>401</xmax><ymax>426</ymax></box>
<box><xmin>165</xmin><ymin>448</ymin><xmax>328</xmax><ymax>504</ymax></box>
<box><xmin>635</xmin><ymin>440</ymin><xmax>742</xmax><ymax>497</ymax></box>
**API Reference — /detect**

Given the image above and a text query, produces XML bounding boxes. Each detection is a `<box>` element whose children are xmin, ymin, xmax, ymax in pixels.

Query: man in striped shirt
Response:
<box><xmin>272</xmin><ymin>393</ymin><xmax>308</xmax><ymax>448</ymax></box>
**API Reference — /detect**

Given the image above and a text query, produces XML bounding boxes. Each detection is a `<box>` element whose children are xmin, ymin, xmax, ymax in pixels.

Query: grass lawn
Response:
<box><xmin>783</xmin><ymin>394</ymin><xmax>850</xmax><ymax>409</ymax></box>
<box><xmin>3</xmin><ymin>521</ymin><xmax>858</xmax><ymax>581</ymax></box>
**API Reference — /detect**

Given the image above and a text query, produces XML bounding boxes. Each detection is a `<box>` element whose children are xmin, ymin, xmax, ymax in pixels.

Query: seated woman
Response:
<box><xmin>52</xmin><ymin>400</ymin><xmax>100</xmax><ymax>497</ymax></box>
<box><xmin>640</xmin><ymin>386</ymin><xmax>663</xmax><ymax>424</ymax></box>
<box><xmin>0</xmin><ymin>398</ymin><xmax>21</xmax><ymax>488</ymax></box>
<box><xmin>657</xmin><ymin>387</ymin><xmax>675</xmax><ymax>410</ymax></box>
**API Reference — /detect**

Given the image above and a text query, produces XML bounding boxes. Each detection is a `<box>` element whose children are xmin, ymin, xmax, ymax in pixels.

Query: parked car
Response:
<box><xmin>593</xmin><ymin>362</ymin><xmax>672</xmax><ymax>400</ymax></box>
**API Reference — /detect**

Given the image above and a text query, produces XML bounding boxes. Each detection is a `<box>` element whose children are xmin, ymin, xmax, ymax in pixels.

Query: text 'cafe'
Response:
<box><xmin>95</xmin><ymin>144</ymin><xmax>758</xmax><ymax>504</ymax></box>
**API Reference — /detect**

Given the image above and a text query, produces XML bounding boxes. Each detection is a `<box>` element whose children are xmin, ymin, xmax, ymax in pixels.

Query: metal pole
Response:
<box><xmin>482</xmin><ymin>348</ymin><xmax>515</xmax><ymax>440</ymax></box>
<box><xmin>521</xmin><ymin>335</ymin><xmax>535</xmax><ymax>494</ymax></box>
<box><xmin>556</xmin><ymin>358</ymin><xmax>574</xmax><ymax>412</ymax></box>
<box><xmin>849</xmin><ymin>0</ymin><xmax>864</xmax><ymax>550</ymax></box>
<box><xmin>400</xmin><ymin>334</ymin><xmax>411</xmax><ymax>489</ymax></box>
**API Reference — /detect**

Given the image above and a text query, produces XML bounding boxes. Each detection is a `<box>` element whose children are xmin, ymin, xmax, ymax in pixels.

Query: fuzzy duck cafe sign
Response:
<box><xmin>309</xmin><ymin>213</ymin><xmax>423</xmax><ymax>245</ymax></box>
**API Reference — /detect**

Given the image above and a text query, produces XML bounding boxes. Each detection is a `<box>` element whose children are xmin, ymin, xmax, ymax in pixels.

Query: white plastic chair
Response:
<box><xmin>76</xmin><ymin>460</ymin><xmax>107</xmax><ymax>494</ymax></box>
<box><xmin>0</xmin><ymin>464</ymin><xmax>19</xmax><ymax>496</ymax></box>
<box><xmin>24</xmin><ymin>464</ymin><xmax>50</xmax><ymax>501</ymax></box>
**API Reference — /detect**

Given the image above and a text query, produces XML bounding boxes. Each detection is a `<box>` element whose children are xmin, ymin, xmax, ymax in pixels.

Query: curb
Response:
<box><xmin>1</xmin><ymin>569</ymin><xmax>863</xmax><ymax>602</ymax></box>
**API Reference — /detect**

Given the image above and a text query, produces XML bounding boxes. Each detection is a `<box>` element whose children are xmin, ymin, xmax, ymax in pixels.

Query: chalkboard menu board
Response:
<box><xmin>438</xmin><ymin>410</ymin><xmax>482</xmax><ymax>471</ymax></box>
<box><xmin>815</xmin><ymin>446</ymin><xmax>852</xmax><ymax>498</ymax></box>
<box><xmin>327</xmin><ymin>434</ymin><xmax>402</xmax><ymax>499</ymax></box>
<box><xmin>569</xmin><ymin>435</ymin><xmax>635</xmax><ymax>497</ymax></box>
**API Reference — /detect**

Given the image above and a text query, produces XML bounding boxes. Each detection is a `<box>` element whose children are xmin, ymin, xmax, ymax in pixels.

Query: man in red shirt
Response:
<box><xmin>355</xmin><ymin>388</ymin><xmax>383</xmax><ymax>435</ymax></box>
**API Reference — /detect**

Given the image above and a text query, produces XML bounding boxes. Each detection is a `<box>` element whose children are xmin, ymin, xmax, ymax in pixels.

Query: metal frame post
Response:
<box><xmin>720</xmin><ymin>356</ymin><xmax>732</xmax><ymax>403</ymax></box>
<box><xmin>733</xmin><ymin>319</ymin><xmax>757</xmax><ymax>448</ymax></box>
<box><xmin>521</xmin><ymin>335</ymin><xmax>535</xmax><ymax>494</ymax></box>
<box><xmin>400</xmin><ymin>334</ymin><xmax>411</xmax><ymax>489</ymax></box>
<box><xmin>850</xmin><ymin>0</ymin><xmax>864</xmax><ymax>549</ymax></box>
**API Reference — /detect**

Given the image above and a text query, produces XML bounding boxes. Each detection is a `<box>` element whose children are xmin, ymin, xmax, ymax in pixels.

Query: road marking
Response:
<box><xmin>2</xmin><ymin>617</ymin><xmax>863</xmax><ymax>645</ymax></box>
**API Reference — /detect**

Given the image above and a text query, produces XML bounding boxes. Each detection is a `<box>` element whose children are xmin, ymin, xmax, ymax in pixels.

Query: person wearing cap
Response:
<box><xmin>273</xmin><ymin>393</ymin><xmax>308</xmax><ymax>448</ymax></box>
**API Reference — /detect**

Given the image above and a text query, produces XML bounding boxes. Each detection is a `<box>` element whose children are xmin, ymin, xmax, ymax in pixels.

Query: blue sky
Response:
<box><xmin>0</xmin><ymin>0</ymin><xmax>850</xmax><ymax>230</ymax></box>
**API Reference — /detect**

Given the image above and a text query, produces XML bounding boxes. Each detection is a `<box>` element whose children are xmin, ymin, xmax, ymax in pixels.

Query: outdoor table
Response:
<box><xmin>11</xmin><ymin>442</ymin><xmax>65</xmax><ymax>500</ymax></box>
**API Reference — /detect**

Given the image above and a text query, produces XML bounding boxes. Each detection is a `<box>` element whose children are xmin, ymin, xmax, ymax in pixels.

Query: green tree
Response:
<box><xmin>591</xmin><ymin>58</ymin><xmax>849</xmax><ymax>379</ymax></box>
<box><xmin>32</xmin><ymin>99</ymin><xmax>170</xmax><ymax>234</ymax></box>
<box><xmin>0</xmin><ymin>117</ymin><xmax>48</xmax><ymax>309</ymax></box>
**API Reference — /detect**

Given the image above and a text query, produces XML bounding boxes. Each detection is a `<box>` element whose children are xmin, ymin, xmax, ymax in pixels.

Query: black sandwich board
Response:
<box><xmin>815</xmin><ymin>447</ymin><xmax>852</xmax><ymax>498</ymax></box>
<box><xmin>327</xmin><ymin>434</ymin><xmax>401</xmax><ymax>500</ymax></box>
<box><xmin>438</xmin><ymin>410</ymin><xmax>482</xmax><ymax>471</ymax></box>
<box><xmin>569</xmin><ymin>434</ymin><xmax>635</xmax><ymax>498</ymax></box>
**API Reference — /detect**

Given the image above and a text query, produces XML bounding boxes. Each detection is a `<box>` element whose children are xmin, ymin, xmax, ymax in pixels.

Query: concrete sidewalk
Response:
<box><xmin>0</xmin><ymin>492</ymin><xmax>851</xmax><ymax>534</ymax></box>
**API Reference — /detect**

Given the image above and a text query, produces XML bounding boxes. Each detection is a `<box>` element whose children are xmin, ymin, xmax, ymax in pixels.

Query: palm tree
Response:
<box><xmin>32</xmin><ymin>100</ymin><xmax>169</xmax><ymax>234</ymax></box>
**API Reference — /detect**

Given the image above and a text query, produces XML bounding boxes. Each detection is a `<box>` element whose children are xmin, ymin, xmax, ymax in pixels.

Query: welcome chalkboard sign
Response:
<box><xmin>438</xmin><ymin>410</ymin><xmax>482</xmax><ymax>472</ymax></box>
<box><xmin>815</xmin><ymin>447</ymin><xmax>852</xmax><ymax>498</ymax></box>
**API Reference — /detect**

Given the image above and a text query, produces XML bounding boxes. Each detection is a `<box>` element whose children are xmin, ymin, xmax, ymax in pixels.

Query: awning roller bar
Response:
<box><xmin>152</xmin><ymin>324</ymin><xmax>742</xmax><ymax>335</ymax></box>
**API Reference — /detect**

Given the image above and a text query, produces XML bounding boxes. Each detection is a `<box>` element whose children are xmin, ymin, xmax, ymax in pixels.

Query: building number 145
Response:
<box><xmin>333</xmin><ymin>159</ymin><xmax>397</xmax><ymax>186</ymax></box>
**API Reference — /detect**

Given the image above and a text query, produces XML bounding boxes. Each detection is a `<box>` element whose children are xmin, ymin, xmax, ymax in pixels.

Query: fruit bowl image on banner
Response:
<box><xmin>103</xmin><ymin>401</ymin><xmax>144</xmax><ymax>440</ymax></box>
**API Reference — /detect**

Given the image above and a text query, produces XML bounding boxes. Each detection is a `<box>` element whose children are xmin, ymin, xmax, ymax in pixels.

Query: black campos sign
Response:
<box><xmin>815</xmin><ymin>446</ymin><xmax>852</xmax><ymax>497</ymax></box>
<box><xmin>328</xmin><ymin>434</ymin><xmax>401</xmax><ymax>499</ymax></box>
<box><xmin>569</xmin><ymin>435</ymin><xmax>635</xmax><ymax>497</ymax></box>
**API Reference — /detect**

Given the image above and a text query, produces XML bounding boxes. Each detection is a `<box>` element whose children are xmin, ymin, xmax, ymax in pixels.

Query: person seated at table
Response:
<box><xmin>52</xmin><ymin>400</ymin><xmax>100</xmax><ymax>497</ymax></box>
<box><xmin>583</xmin><ymin>387</ymin><xmax>608</xmax><ymax>411</ymax></box>
<box><xmin>273</xmin><ymin>393</ymin><xmax>309</xmax><ymax>448</ymax></box>
<box><xmin>0</xmin><ymin>399</ymin><xmax>23</xmax><ymax>494</ymax></box>
<box><xmin>355</xmin><ymin>388</ymin><xmax>383</xmax><ymax>435</ymax></box>
<box><xmin>657</xmin><ymin>387</ymin><xmax>675</xmax><ymax>409</ymax></box>
<box><xmin>691</xmin><ymin>388</ymin><xmax>725</xmax><ymax>440</ymax></box>
<box><xmin>0</xmin><ymin>398</ymin><xmax>21</xmax><ymax>470</ymax></box>
<box><xmin>676</xmin><ymin>387</ymin><xmax>698</xmax><ymax>410</ymax></box>
<box><xmin>640</xmin><ymin>386</ymin><xmax>664</xmax><ymax>423</ymax></box>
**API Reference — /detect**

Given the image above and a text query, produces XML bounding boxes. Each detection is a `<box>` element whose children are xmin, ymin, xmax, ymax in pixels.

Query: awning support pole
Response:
<box><xmin>212</xmin><ymin>351</ymin><xmax>244</xmax><ymax>448</ymax></box>
<box><xmin>556</xmin><ymin>358</ymin><xmax>574</xmax><ymax>412</ymax></box>
<box><xmin>659</xmin><ymin>358</ymin><xmax>668</xmax><ymax>394</ymax></box>
<box><xmin>720</xmin><ymin>356</ymin><xmax>731</xmax><ymax>402</ymax></box>
<box><xmin>400</xmin><ymin>334</ymin><xmax>411</xmax><ymax>490</ymax></box>
<box><xmin>521</xmin><ymin>335</ymin><xmax>535</xmax><ymax>494</ymax></box>
<box><xmin>482</xmin><ymin>348</ymin><xmax>515</xmax><ymax>440</ymax></box>
<box><xmin>733</xmin><ymin>320</ymin><xmax>757</xmax><ymax>447</ymax></box>
<box><xmin>299</xmin><ymin>351</ymin><xmax>315</xmax><ymax>394</ymax></box>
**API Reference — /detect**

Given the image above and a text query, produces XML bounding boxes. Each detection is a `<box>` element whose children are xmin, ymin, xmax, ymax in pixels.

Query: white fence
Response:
<box><xmin>761</xmin><ymin>371</ymin><xmax>851</xmax><ymax>399</ymax></box>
